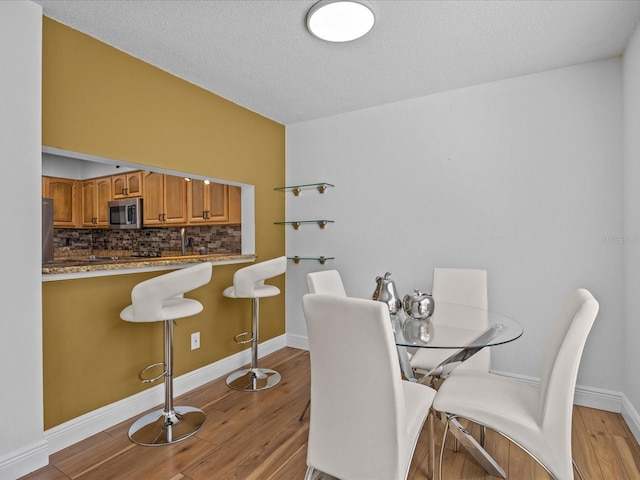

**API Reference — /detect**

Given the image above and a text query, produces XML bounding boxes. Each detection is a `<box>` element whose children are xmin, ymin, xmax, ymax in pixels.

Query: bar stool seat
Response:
<box><xmin>224</xmin><ymin>256</ymin><xmax>287</xmax><ymax>391</ymax></box>
<box><xmin>120</xmin><ymin>262</ymin><xmax>212</xmax><ymax>446</ymax></box>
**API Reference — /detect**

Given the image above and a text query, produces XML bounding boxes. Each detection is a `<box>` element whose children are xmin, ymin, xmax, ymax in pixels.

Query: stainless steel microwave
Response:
<box><xmin>108</xmin><ymin>198</ymin><xmax>143</xmax><ymax>229</ymax></box>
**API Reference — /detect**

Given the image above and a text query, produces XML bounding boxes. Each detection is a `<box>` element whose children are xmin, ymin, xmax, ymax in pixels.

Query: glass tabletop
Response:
<box><xmin>392</xmin><ymin>301</ymin><xmax>523</xmax><ymax>349</ymax></box>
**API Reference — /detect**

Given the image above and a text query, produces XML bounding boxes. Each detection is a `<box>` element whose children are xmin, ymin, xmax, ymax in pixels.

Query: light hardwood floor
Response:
<box><xmin>22</xmin><ymin>347</ymin><xmax>640</xmax><ymax>479</ymax></box>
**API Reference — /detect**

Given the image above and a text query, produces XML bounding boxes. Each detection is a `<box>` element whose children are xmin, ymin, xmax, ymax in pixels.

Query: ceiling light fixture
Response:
<box><xmin>306</xmin><ymin>0</ymin><xmax>375</xmax><ymax>43</ymax></box>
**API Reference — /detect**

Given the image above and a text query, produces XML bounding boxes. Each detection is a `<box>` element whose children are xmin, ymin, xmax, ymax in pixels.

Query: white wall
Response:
<box><xmin>623</xmin><ymin>23</ymin><xmax>640</xmax><ymax>436</ymax></box>
<box><xmin>286</xmin><ymin>59</ymin><xmax>624</xmax><ymax>400</ymax></box>
<box><xmin>0</xmin><ymin>1</ymin><xmax>48</xmax><ymax>477</ymax></box>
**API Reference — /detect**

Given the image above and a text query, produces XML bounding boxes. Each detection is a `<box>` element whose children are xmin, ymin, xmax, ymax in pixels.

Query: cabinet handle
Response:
<box><xmin>204</xmin><ymin>210</ymin><xmax>209</xmax><ymax>219</ymax></box>
<box><xmin>162</xmin><ymin>213</ymin><xmax>166</xmax><ymax>222</ymax></box>
<box><xmin>92</xmin><ymin>217</ymin><xmax>97</xmax><ymax>224</ymax></box>
<box><xmin>158</xmin><ymin>214</ymin><xmax>163</xmax><ymax>222</ymax></box>
<box><xmin>123</xmin><ymin>187</ymin><xmax>128</xmax><ymax>196</ymax></box>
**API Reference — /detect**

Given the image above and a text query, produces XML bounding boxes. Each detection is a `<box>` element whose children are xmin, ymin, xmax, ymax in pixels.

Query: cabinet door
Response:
<box><xmin>112</xmin><ymin>171</ymin><xmax>142</xmax><ymax>199</ymax></box>
<box><xmin>187</xmin><ymin>179</ymin><xmax>208</xmax><ymax>224</ymax></box>
<box><xmin>228</xmin><ymin>185</ymin><xmax>242</xmax><ymax>224</ymax></box>
<box><xmin>208</xmin><ymin>183</ymin><xmax>229</xmax><ymax>222</ymax></box>
<box><xmin>96</xmin><ymin>178</ymin><xmax>112</xmax><ymax>226</ymax></box>
<box><xmin>112</xmin><ymin>174</ymin><xmax>127</xmax><ymax>199</ymax></box>
<box><xmin>81</xmin><ymin>180</ymin><xmax>98</xmax><ymax>227</ymax></box>
<box><xmin>46</xmin><ymin>177</ymin><xmax>78</xmax><ymax>227</ymax></box>
<box><xmin>163</xmin><ymin>174</ymin><xmax>187</xmax><ymax>224</ymax></box>
<box><xmin>126</xmin><ymin>171</ymin><xmax>143</xmax><ymax>197</ymax></box>
<box><xmin>142</xmin><ymin>171</ymin><xmax>165</xmax><ymax>225</ymax></box>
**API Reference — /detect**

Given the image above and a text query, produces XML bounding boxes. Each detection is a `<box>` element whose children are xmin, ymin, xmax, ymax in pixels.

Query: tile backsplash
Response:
<box><xmin>53</xmin><ymin>225</ymin><xmax>241</xmax><ymax>258</ymax></box>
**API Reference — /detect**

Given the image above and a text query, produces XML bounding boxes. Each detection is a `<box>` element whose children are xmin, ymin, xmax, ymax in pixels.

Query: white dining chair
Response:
<box><xmin>433</xmin><ymin>288</ymin><xmax>599</xmax><ymax>480</ymax></box>
<box><xmin>303</xmin><ymin>294</ymin><xmax>437</xmax><ymax>480</ymax></box>
<box><xmin>298</xmin><ymin>269</ymin><xmax>348</xmax><ymax>422</ymax></box>
<box><xmin>410</xmin><ymin>267</ymin><xmax>489</xmax><ymax>377</ymax></box>
<box><xmin>306</xmin><ymin>269</ymin><xmax>347</xmax><ymax>297</ymax></box>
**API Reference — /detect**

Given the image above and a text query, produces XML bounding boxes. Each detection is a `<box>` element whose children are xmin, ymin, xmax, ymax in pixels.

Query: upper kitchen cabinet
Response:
<box><xmin>187</xmin><ymin>180</ymin><xmax>229</xmax><ymax>224</ymax></box>
<box><xmin>112</xmin><ymin>171</ymin><xmax>142</xmax><ymax>199</ymax></box>
<box><xmin>81</xmin><ymin>177</ymin><xmax>111</xmax><ymax>227</ymax></box>
<box><xmin>143</xmin><ymin>172</ymin><xmax>187</xmax><ymax>226</ymax></box>
<box><xmin>43</xmin><ymin>176</ymin><xmax>78</xmax><ymax>227</ymax></box>
<box><xmin>228</xmin><ymin>185</ymin><xmax>241</xmax><ymax>224</ymax></box>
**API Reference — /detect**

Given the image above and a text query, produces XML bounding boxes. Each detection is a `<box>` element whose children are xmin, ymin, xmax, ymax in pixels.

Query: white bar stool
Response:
<box><xmin>120</xmin><ymin>262</ymin><xmax>212</xmax><ymax>446</ymax></box>
<box><xmin>223</xmin><ymin>256</ymin><xmax>287</xmax><ymax>391</ymax></box>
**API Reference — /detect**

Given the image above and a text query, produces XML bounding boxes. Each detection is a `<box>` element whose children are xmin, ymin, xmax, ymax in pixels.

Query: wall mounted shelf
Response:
<box><xmin>274</xmin><ymin>220</ymin><xmax>334</xmax><ymax>230</ymax></box>
<box><xmin>274</xmin><ymin>182</ymin><xmax>334</xmax><ymax>196</ymax></box>
<box><xmin>288</xmin><ymin>256</ymin><xmax>335</xmax><ymax>264</ymax></box>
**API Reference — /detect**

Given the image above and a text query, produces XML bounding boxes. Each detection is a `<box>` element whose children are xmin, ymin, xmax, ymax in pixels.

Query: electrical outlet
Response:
<box><xmin>191</xmin><ymin>332</ymin><xmax>200</xmax><ymax>350</ymax></box>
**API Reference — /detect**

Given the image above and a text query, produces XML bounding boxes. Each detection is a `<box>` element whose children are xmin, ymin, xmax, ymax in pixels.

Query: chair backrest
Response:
<box><xmin>302</xmin><ymin>294</ymin><xmax>409</xmax><ymax>479</ymax></box>
<box><xmin>232</xmin><ymin>256</ymin><xmax>287</xmax><ymax>297</ymax></box>
<box><xmin>430</xmin><ymin>267</ymin><xmax>489</xmax><ymax>371</ymax></box>
<box><xmin>129</xmin><ymin>262</ymin><xmax>212</xmax><ymax>322</ymax></box>
<box><xmin>432</xmin><ymin>267</ymin><xmax>488</xmax><ymax>309</ymax></box>
<box><xmin>431</xmin><ymin>268</ymin><xmax>488</xmax><ymax>329</ymax></box>
<box><xmin>537</xmin><ymin>288</ymin><xmax>599</xmax><ymax>478</ymax></box>
<box><xmin>306</xmin><ymin>270</ymin><xmax>347</xmax><ymax>296</ymax></box>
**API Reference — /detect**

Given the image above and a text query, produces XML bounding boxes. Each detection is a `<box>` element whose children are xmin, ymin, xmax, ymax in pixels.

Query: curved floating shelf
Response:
<box><xmin>288</xmin><ymin>256</ymin><xmax>335</xmax><ymax>265</ymax></box>
<box><xmin>274</xmin><ymin>220</ymin><xmax>334</xmax><ymax>230</ymax></box>
<box><xmin>274</xmin><ymin>183</ymin><xmax>334</xmax><ymax>196</ymax></box>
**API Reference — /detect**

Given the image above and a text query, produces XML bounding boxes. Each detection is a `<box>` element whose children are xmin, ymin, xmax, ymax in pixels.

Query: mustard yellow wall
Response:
<box><xmin>41</xmin><ymin>18</ymin><xmax>285</xmax><ymax>429</ymax></box>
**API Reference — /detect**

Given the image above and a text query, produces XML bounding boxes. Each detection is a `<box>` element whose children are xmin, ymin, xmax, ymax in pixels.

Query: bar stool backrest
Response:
<box><xmin>129</xmin><ymin>262</ymin><xmax>212</xmax><ymax>322</ymax></box>
<box><xmin>232</xmin><ymin>256</ymin><xmax>287</xmax><ymax>298</ymax></box>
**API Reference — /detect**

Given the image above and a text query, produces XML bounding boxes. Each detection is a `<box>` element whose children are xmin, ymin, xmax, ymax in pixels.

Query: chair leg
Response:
<box><xmin>128</xmin><ymin>320</ymin><xmax>206</xmax><ymax>446</ymax></box>
<box><xmin>303</xmin><ymin>466</ymin><xmax>315</xmax><ymax>480</ymax></box>
<box><xmin>439</xmin><ymin>415</ymin><xmax>452</xmax><ymax>480</ymax></box>
<box><xmin>573</xmin><ymin>458</ymin><xmax>585</xmax><ymax>480</ymax></box>
<box><xmin>226</xmin><ymin>298</ymin><xmax>281</xmax><ymax>391</ymax></box>
<box><xmin>299</xmin><ymin>399</ymin><xmax>311</xmax><ymax>421</ymax></box>
<box><xmin>428</xmin><ymin>411</ymin><xmax>435</xmax><ymax>480</ymax></box>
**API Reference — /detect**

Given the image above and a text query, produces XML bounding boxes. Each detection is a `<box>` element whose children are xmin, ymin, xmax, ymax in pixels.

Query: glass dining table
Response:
<box><xmin>391</xmin><ymin>302</ymin><xmax>523</xmax><ymax>479</ymax></box>
<box><xmin>392</xmin><ymin>301</ymin><xmax>523</xmax><ymax>382</ymax></box>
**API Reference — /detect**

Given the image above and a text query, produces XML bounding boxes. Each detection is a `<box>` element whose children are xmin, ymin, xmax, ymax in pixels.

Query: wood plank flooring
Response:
<box><xmin>22</xmin><ymin>347</ymin><xmax>640</xmax><ymax>480</ymax></box>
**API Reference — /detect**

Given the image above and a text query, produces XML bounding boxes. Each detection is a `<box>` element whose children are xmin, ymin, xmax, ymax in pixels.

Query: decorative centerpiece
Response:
<box><xmin>372</xmin><ymin>272</ymin><xmax>402</xmax><ymax>315</ymax></box>
<box><xmin>402</xmin><ymin>289</ymin><xmax>435</xmax><ymax>343</ymax></box>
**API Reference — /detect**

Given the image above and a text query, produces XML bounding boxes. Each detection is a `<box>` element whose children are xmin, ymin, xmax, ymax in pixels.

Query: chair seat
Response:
<box><xmin>223</xmin><ymin>284</ymin><xmax>280</xmax><ymax>299</ymax></box>
<box><xmin>121</xmin><ymin>296</ymin><xmax>203</xmax><ymax>323</ymax></box>
<box><xmin>434</xmin><ymin>372</ymin><xmax>543</xmax><ymax>455</ymax></box>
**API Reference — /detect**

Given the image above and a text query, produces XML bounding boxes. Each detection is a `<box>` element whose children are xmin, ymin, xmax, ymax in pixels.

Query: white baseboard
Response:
<box><xmin>491</xmin><ymin>369</ymin><xmax>624</xmax><ymax>413</ymax></box>
<box><xmin>32</xmin><ymin>333</ymin><xmax>640</xmax><ymax>470</ymax></box>
<box><xmin>622</xmin><ymin>394</ymin><xmax>640</xmax><ymax>445</ymax></box>
<box><xmin>286</xmin><ymin>333</ymin><xmax>309</xmax><ymax>351</ymax></box>
<box><xmin>0</xmin><ymin>439</ymin><xmax>48</xmax><ymax>480</ymax></box>
<box><xmin>44</xmin><ymin>335</ymin><xmax>286</xmax><ymax>455</ymax></box>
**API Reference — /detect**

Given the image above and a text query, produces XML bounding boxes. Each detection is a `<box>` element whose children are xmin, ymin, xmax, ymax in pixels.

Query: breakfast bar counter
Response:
<box><xmin>42</xmin><ymin>253</ymin><xmax>256</xmax><ymax>281</ymax></box>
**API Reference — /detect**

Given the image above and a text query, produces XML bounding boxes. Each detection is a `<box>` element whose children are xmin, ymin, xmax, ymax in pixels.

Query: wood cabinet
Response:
<box><xmin>43</xmin><ymin>170</ymin><xmax>240</xmax><ymax>229</ymax></box>
<box><xmin>142</xmin><ymin>172</ymin><xmax>187</xmax><ymax>226</ymax></box>
<box><xmin>81</xmin><ymin>177</ymin><xmax>111</xmax><ymax>227</ymax></box>
<box><xmin>187</xmin><ymin>180</ymin><xmax>230</xmax><ymax>224</ymax></box>
<box><xmin>228</xmin><ymin>185</ymin><xmax>241</xmax><ymax>224</ymax></box>
<box><xmin>43</xmin><ymin>176</ymin><xmax>78</xmax><ymax>227</ymax></box>
<box><xmin>112</xmin><ymin>171</ymin><xmax>142</xmax><ymax>199</ymax></box>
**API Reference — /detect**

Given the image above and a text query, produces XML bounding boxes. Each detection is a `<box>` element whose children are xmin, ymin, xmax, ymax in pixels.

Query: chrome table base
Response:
<box><xmin>128</xmin><ymin>406</ymin><xmax>205</xmax><ymax>446</ymax></box>
<box><xmin>226</xmin><ymin>367</ymin><xmax>281</xmax><ymax>391</ymax></box>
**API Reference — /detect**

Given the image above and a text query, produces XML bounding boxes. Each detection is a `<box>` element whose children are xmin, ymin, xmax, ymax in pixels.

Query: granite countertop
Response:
<box><xmin>42</xmin><ymin>252</ymin><xmax>256</xmax><ymax>278</ymax></box>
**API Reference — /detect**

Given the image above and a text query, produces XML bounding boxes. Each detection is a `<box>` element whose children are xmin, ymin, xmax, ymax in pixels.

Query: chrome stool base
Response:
<box><xmin>226</xmin><ymin>368</ymin><xmax>281</xmax><ymax>391</ymax></box>
<box><xmin>128</xmin><ymin>406</ymin><xmax>205</xmax><ymax>446</ymax></box>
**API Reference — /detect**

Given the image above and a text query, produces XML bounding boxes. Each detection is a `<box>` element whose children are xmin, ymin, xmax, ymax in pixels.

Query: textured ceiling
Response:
<box><xmin>34</xmin><ymin>0</ymin><xmax>640</xmax><ymax>125</ymax></box>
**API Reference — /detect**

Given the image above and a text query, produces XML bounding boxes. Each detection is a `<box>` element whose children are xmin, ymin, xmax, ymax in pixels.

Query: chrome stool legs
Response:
<box><xmin>226</xmin><ymin>298</ymin><xmax>281</xmax><ymax>391</ymax></box>
<box><xmin>129</xmin><ymin>319</ymin><xmax>205</xmax><ymax>446</ymax></box>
